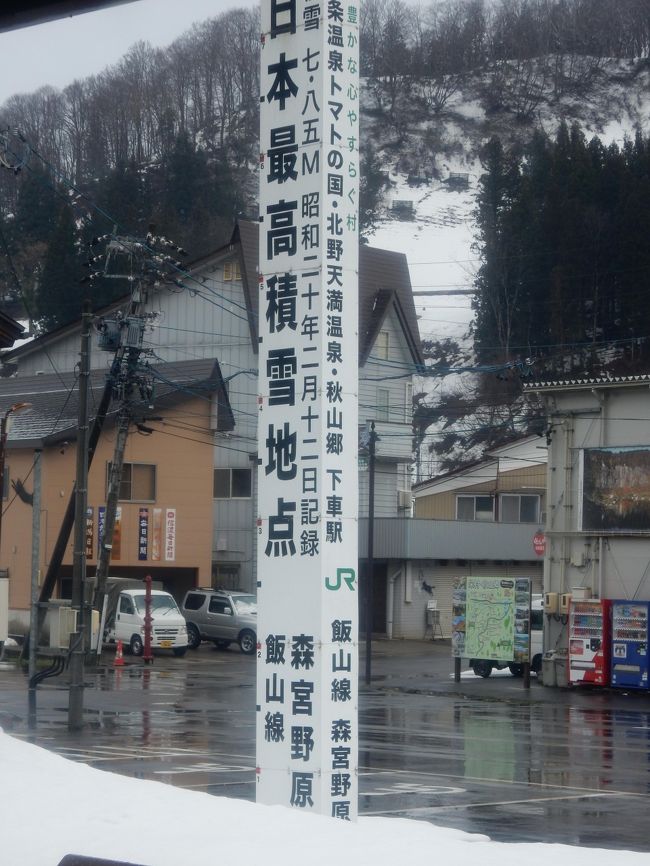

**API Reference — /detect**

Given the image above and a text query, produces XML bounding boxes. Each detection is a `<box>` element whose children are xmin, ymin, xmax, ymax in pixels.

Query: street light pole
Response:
<box><xmin>365</xmin><ymin>421</ymin><xmax>378</xmax><ymax>686</ymax></box>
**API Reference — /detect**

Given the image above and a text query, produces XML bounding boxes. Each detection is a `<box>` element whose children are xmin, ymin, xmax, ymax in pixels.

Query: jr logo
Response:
<box><xmin>325</xmin><ymin>567</ymin><xmax>356</xmax><ymax>591</ymax></box>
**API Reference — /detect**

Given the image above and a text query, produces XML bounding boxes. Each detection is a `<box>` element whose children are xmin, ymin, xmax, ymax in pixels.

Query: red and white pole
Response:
<box><xmin>143</xmin><ymin>574</ymin><xmax>153</xmax><ymax>664</ymax></box>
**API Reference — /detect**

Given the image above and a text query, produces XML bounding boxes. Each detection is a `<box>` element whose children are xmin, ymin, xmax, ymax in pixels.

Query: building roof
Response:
<box><xmin>0</xmin><ymin>1</ymin><xmax>127</xmax><ymax>34</ymax></box>
<box><xmin>0</xmin><ymin>357</ymin><xmax>233</xmax><ymax>449</ymax></box>
<box><xmin>233</xmin><ymin>220</ymin><xmax>423</xmax><ymax>366</ymax></box>
<box><xmin>0</xmin><ymin>310</ymin><xmax>24</xmax><ymax>349</ymax></box>
<box><xmin>523</xmin><ymin>373</ymin><xmax>650</xmax><ymax>393</ymax></box>
<box><xmin>413</xmin><ymin>435</ymin><xmax>547</xmax><ymax>497</ymax></box>
<box><xmin>2</xmin><ymin>220</ymin><xmax>423</xmax><ymax>370</ymax></box>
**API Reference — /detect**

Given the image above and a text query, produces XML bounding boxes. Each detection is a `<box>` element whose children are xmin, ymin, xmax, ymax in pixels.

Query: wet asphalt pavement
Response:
<box><xmin>1</xmin><ymin>638</ymin><xmax>650</xmax><ymax>852</ymax></box>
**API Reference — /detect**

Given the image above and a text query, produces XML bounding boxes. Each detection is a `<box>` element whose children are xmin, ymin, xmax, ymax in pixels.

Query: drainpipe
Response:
<box><xmin>385</xmin><ymin>563</ymin><xmax>404</xmax><ymax>640</ymax></box>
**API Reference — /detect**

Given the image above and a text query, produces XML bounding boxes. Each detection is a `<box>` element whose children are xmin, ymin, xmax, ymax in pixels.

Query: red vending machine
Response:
<box><xmin>568</xmin><ymin>598</ymin><xmax>612</xmax><ymax>685</ymax></box>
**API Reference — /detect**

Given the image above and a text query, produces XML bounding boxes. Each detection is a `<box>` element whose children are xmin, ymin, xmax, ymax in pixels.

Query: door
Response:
<box><xmin>206</xmin><ymin>595</ymin><xmax>237</xmax><ymax>640</ymax></box>
<box><xmin>115</xmin><ymin>593</ymin><xmax>139</xmax><ymax>642</ymax></box>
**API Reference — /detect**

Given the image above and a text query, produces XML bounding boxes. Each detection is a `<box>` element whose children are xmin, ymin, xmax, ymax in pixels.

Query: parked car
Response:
<box><xmin>470</xmin><ymin>594</ymin><xmax>544</xmax><ymax>678</ymax></box>
<box><xmin>181</xmin><ymin>588</ymin><xmax>257</xmax><ymax>654</ymax></box>
<box><xmin>105</xmin><ymin>587</ymin><xmax>188</xmax><ymax>657</ymax></box>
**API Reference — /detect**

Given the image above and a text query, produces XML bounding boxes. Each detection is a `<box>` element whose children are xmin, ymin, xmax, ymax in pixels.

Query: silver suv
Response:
<box><xmin>181</xmin><ymin>588</ymin><xmax>257</xmax><ymax>654</ymax></box>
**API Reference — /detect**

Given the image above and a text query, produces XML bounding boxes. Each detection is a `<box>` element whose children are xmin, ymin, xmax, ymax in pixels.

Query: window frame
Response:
<box><xmin>107</xmin><ymin>461</ymin><xmax>156</xmax><ymax>503</ymax></box>
<box><xmin>223</xmin><ymin>260</ymin><xmax>242</xmax><ymax>281</ymax></box>
<box><xmin>499</xmin><ymin>493</ymin><xmax>541</xmax><ymax>524</ymax></box>
<box><xmin>456</xmin><ymin>494</ymin><xmax>495</xmax><ymax>522</ymax></box>
<box><xmin>404</xmin><ymin>382</ymin><xmax>413</xmax><ymax>422</ymax></box>
<box><xmin>376</xmin><ymin>387</ymin><xmax>390</xmax><ymax>422</ymax></box>
<box><xmin>213</xmin><ymin>467</ymin><xmax>253</xmax><ymax>499</ymax></box>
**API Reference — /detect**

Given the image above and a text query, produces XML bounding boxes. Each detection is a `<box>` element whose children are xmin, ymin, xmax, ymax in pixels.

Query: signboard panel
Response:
<box><xmin>452</xmin><ymin>576</ymin><xmax>532</xmax><ymax>663</ymax></box>
<box><xmin>256</xmin><ymin>0</ymin><xmax>360</xmax><ymax>820</ymax></box>
<box><xmin>580</xmin><ymin>446</ymin><xmax>650</xmax><ymax>532</ymax></box>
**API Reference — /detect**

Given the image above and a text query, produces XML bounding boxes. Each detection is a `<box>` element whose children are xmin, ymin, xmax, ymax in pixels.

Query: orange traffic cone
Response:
<box><xmin>114</xmin><ymin>639</ymin><xmax>125</xmax><ymax>667</ymax></box>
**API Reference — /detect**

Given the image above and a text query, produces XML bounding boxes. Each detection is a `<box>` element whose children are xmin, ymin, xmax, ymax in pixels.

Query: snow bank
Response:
<box><xmin>0</xmin><ymin>729</ymin><xmax>645</xmax><ymax>866</ymax></box>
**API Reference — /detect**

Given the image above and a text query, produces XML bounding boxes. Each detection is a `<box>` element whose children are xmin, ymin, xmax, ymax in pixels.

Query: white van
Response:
<box><xmin>106</xmin><ymin>588</ymin><xmax>188</xmax><ymax>657</ymax></box>
<box><xmin>470</xmin><ymin>594</ymin><xmax>543</xmax><ymax>678</ymax></box>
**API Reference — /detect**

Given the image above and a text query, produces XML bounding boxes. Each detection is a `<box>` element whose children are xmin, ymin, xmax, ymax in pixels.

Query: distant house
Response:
<box><xmin>0</xmin><ymin>360</ymin><xmax>233</xmax><ymax>625</ymax></box>
<box><xmin>364</xmin><ymin>436</ymin><xmax>548</xmax><ymax>640</ymax></box>
<box><xmin>1</xmin><ymin>221</ymin><xmax>422</xmax><ymax>630</ymax></box>
<box><xmin>524</xmin><ymin>373</ymin><xmax>650</xmax><ymax>686</ymax></box>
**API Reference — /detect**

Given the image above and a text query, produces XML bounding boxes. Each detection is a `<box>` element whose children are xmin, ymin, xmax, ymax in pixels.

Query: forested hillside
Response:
<box><xmin>1</xmin><ymin>0</ymin><xmax>649</xmax><ymax>471</ymax></box>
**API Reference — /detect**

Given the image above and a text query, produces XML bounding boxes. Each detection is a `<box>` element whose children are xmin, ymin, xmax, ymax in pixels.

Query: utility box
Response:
<box><xmin>544</xmin><ymin>591</ymin><xmax>558</xmax><ymax>614</ymax></box>
<box><xmin>0</xmin><ymin>577</ymin><xmax>8</xmax><ymax>642</ymax></box>
<box><xmin>50</xmin><ymin>607</ymin><xmax>78</xmax><ymax>649</ymax></box>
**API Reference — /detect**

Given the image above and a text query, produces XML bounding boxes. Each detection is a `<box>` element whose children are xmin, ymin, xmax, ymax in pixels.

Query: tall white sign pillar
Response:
<box><xmin>256</xmin><ymin>0</ymin><xmax>360</xmax><ymax>819</ymax></box>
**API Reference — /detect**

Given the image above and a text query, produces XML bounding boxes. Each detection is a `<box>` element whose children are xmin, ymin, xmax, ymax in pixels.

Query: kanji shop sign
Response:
<box><xmin>256</xmin><ymin>0</ymin><xmax>360</xmax><ymax>820</ymax></box>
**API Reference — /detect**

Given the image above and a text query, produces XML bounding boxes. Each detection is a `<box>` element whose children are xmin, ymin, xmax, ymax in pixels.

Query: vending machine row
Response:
<box><xmin>567</xmin><ymin>598</ymin><xmax>650</xmax><ymax>689</ymax></box>
<box><xmin>610</xmin><ymin>600</ymin><xmax>649</xmax><ymax>690</ymax></box>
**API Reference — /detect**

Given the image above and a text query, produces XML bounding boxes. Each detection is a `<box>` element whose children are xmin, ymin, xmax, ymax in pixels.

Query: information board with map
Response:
<box><xmin>451</xmin><ymin>576</ymin><xmax>532</xmax><ymax>662</ymax></box>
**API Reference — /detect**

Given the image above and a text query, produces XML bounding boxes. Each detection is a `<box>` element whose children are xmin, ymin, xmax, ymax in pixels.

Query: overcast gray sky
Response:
<box><xmin>0</xmin><ymin>0</ymin><xmax>259</xmax><ymax>106</ymax></box>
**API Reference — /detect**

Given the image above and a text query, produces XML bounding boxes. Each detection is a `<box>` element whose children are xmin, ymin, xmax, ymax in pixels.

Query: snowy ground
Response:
<box><xmin>1</xmin><ymin>729</ymin><xmax>647</xmax><ymax>866</ymax></box>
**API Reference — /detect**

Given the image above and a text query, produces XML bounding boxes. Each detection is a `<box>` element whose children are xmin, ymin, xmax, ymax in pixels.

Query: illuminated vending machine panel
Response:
<box><xmin>611</xmin><ymin>601</ymin><xmax>649</xmax><ymax>690</ymax></box>
<box><xmin>568</xmin><ymin>599</ymin><xmax>612</xmax><ymax>686</ymax></box>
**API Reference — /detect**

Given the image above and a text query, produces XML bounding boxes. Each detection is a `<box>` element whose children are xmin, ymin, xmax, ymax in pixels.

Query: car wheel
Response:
<box><xmin>130</xmin><ymin>634</ymin><xmax>144</xmax><ymax>657</ymax></box>
<box><xmin>508</xmin><ymin>663</ymin><xmax>524</xmax><ymax>677</ymax></box>
<box><xmin>173</xmin><ymin>647</ymin><xmax>187</xmax><ymax>657</ymax></box>
<box><xmin>471</xmin><ymin>660</ymin><xmax>492</xmax><ymax>678</ymax></box>
<box><xmin>214</xmin><ymin>640</ymin><xmax>231</xmax><ymax>650</ymax></box>
<box><xmin>187</xmin><ymin>623</ymin><xmax>201</xmax><ymax>650</ymax></box>
<box><xmin>239</xmin><ymin>629</ymin><xmax>256</xmax><ymax>655</ymax></box>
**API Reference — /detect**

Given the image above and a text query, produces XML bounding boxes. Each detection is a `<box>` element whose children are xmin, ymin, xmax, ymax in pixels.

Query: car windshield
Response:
<box><xmin>233</xmin><ymin>594</ymin><xmax>257</xmax><ymax>615</ymax></box>
<box><xmin>133</xmin><ymin>594</ymin><xmax>180</xmax><ymax>615</ymax></box>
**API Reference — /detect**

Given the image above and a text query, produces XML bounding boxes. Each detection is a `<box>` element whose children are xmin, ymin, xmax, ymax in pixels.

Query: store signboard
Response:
<box><xmin>256</xmin><ymin>0</ymin><xmax>360</xmax><ymax>819</ymax></box>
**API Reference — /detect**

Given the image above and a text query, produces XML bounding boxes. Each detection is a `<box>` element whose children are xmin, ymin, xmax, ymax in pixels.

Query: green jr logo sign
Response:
<box><xmin>325</xmin><ymin>567</ymin><xmax>356</xmax><ymax>591</ymax></box>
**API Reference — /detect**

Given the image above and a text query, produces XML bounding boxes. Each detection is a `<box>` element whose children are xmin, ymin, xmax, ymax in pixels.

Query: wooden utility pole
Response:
<box><xmin>365</xmin><ymin>421</ymin><xmax>378</xmax><ymax>685</ymax></box>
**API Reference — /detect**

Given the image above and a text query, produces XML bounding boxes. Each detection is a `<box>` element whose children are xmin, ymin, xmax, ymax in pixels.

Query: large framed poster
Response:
<box><xmin>580</xmin><ymin>446</ymin><xmax>650</xmax><ymax>532</ymax></box>
<box><xmin>452</xmin><ymin>576</ymin><xmax>532</xmax><ymax>663</ymax></box>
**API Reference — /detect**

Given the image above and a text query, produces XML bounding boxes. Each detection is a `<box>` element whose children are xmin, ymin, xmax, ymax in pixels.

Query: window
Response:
<box><xmin>457</xmin><ymin>495</ymin><xmax>494</xmax><ymax>521</ymax></box>
<box><xmin>405</xmin><ymin>382</ymin><xmax>413</xmax><ymax>422</ymax></box>
<box><xmin>213</xmin><ymin>467</ymin><xmax>252</xmax><ymax>499</ymax></box>
<box><xmin>500</xmin><ymin>494</ymin><xmax>540</xmax><ymax>524</ymax></box>
<box><xmin>376</xmin><ymin>330</ymin><xmax>389</xmax><ymax>359</ymax></box>
<box><xmin>119</xmin><ymin>595</ymin><xmax>135</xmax><ymax>615</ymax></box>
<box><xmin>376</xmin><ymin>387</ymin><xmax>390</xmax><ymax>422</ymax></box>
<box><xmin>183</xmin><ymin>592</ymin><xmax>206</xmax><ymax>611</ymax></box>
<box><xmin>209</xmin><ymin>596</ymin><xmax>233</xmax><ymax>615</ymax></box>
<box><xmin>213</xmin><ymin>563</ymin><xmax>240</xmax><ymax>589</ymax></box>
<box><xmin>223</xmin><ymin>260</ymin><xmax>241</xmax><ymax>281</ymax></box>
<box><xmin>107</xmin><ymin>462</ymin><xmax>156</xmax><ymax>502</ymax></box>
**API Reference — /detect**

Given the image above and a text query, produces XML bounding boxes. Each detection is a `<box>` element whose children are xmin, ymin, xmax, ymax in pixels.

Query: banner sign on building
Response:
<box><xmin>256</xmin><ymin>0</ymin><xmax>360</xmax><ymax>820</ymax></box>
<box><xmin>85</xmin><ymin>507</ymin><xmax>94</xmax><ymax>559</ymax></box>
<box><xmin>97</xmin><ymin>506</ymin><xmax>105</xmax><ymax>559</ymax></box>
<box><xmin>138</xmin><ymin>507</ymin><xmax>149</xmax><ymax>561</ymax></box>
<box><xmin>164</xmin><ymin>508</ymin><xmax>176</xmax><ymax>561</ymax></box>
<box><xmin>112</xmin><ymin>506</ymin><xmax>122</xmax><ymax>561</ymax></box>
<box><xmin>152</xmin><ymin>507</ymin><xmax>163</xmax><ymax>561</ymax></box>
<box><xmin>452</xmin><ymin>576</ymin><xmax>532</xmax><ymax>663</ymax></box>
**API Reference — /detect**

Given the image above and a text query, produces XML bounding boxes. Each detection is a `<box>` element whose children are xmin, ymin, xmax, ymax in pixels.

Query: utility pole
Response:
<box><xmin>92</xmin><ymin>233</ymin><xmax>170</xmax><ymax>628</ymax></box>
<box><xmin>27</xmin><ymin>447</ymin><xmax>41</xmax><ymax>726</ymax></box>
<box><xmin>365</xmin><ymin>421</ymin><xmax>378</xmax><ymax>685</ymax></box>
<box><xmin>68</xmin><ymin>302</ymin><xmax>91</xmax><ymax>730</ymax></box>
